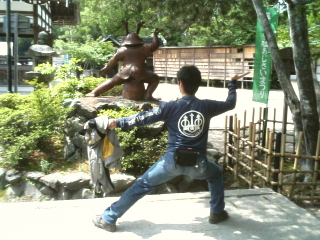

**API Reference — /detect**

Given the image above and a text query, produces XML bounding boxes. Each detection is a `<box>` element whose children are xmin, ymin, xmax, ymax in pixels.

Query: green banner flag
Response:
<box><xmin>252</xmin><ymin>8</ymin><xmax>278</xmax><ymax>104</ymax></box>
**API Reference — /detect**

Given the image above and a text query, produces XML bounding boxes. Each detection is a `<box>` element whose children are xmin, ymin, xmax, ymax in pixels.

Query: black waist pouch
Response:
<box><xmin>174</xmin><ymin>148</ymin><xmax>198</xmax><ymax>166</ymax></box>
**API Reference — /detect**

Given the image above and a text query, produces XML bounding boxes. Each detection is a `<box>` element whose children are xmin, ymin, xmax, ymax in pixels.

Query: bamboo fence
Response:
<box><xmin>223</xmin><ymin>107</ymin><xmax>320</xmax><ymax>203</ymax></box>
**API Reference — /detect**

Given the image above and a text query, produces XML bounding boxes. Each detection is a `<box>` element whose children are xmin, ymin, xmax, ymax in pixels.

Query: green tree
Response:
<box><xmin>179</xmin><ymin>1</ymin><xmax>257</xmax><ymax>46</ymax></box>
<box><xmin>74</xmin><ymin>0</ymin><xmax>256</xmax><ymax>46</ymax></box>
<box><xmin>54</xmin><ymin>37</ymin><xmax>116</xmax><ymax>70</ymax></box>
<box><xmin>277</xmin><ymin>0</ymin><xmax>320</xmax><ymax>57</ymax></box>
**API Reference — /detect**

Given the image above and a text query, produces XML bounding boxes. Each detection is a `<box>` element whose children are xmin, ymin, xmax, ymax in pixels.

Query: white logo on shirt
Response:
<box><xmin>178</xmin><ymin>111</ymin><xmax>204</xmax><ymax>137</ymax></box>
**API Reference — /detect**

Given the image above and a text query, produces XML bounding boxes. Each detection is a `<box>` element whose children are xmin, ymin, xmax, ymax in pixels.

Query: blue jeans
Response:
<box><xmin>102</xmin><ymin>152</ymin><xmax>225</xmax><ymax>225</ymax></box>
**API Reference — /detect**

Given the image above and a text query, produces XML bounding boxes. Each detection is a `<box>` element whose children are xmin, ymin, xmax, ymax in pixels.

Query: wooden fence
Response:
<box><xmin>224</xmin><ymin>108</ymin><xmax>320</xmax><ymax>203</ymax></box>
<box><xmin>153</xmin><ymin>45</ymin><xmax>255</xmax><ymax>88</ymax></box>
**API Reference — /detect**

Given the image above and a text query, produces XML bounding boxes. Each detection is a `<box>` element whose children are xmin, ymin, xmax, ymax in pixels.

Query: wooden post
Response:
<box><xmin>262</xmin><ymin>107</ymin><xmax>268</xmax><ymax>147</ymax></box>
<box><xmin>234</xmin><ymin>120</ymin><xmax>241</xmax><ymax>177</ymax></box>
<box><xmin>273</xmin><ymin>108</ymin><xmax>276</xmax><ymax>132</ymax></box>
<box><xmin>289</xmin><ymin>132</ymin><xmax>303</xmax><ymax>199</ymax></box>
<box><xmin>272</xmin><ymin>132</ymin><xmax>282</xmax><ymax>192</ymax></box>
<box><xmin>282</xmin><ymin>98</ymin><xmax>288</xmax><ymax>135</ymax></box>
<box><xmin>223</xmin><ymin>116</ymin><xmax>228</xmax><ymax>170</ymax></box>
<box><xmin>266</xmin><ymin>131</ymin><xmax>275</xmax><ymax>185</ymax></box>
<box><xmin>250</xmin><ymin>123</ymin><xmax>256</xmax><ymax>188</ymax></box>
<box><xmin>279</xmin><ymin>133</ymin><xmax>286</xmax><ymax>194</ymax></box>
<box><xmin>228</xmin><ymin>115</ymin><xmax>234</xmax><ymax>167</ymax></box>
<box><xmin>311</xmin><ymin>131</ymin><xmax>320</xmax><ymax>204</ymax></box>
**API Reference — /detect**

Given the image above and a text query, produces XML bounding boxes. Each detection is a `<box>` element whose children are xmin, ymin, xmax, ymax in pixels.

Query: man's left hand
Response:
<box><xmin>231</xmin><ymin>72</ymin><xmax>250</xmax><ymax>81</ymax></box>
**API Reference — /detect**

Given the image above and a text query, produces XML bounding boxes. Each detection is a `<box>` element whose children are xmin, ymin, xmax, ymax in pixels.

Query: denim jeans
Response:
<box><xmin>102</xmin><ymin>151</ymin><xmax>225</xmax><ymax>225</ymax></box>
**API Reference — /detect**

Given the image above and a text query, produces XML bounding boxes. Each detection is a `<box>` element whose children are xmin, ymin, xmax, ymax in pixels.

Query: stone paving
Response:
<box><xmin>1</xmin><ymin>188</ymin><xmax>320</xmax><ymax>240</ymax></box>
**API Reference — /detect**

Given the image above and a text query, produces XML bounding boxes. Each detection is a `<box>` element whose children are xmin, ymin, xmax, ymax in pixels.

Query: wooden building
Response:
<box><xmin>0</xmin><ymin>0</ymin><xmax>80</xmax><ymax>42</ymax></box>
<box><xmin>153</xmin><ymin>45</ymin><xmax>255</xmax><ymax>88</ymax></box>
<box><xmin>0</xmin><ymin>0</ymin><xmax>80</xmax><ymax>90</ymax></box>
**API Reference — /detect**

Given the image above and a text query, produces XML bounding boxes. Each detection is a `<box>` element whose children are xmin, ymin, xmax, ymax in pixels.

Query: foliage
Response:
<box><xmin>0</xmin><ymin>84</ymin><xmax>68</xmax><ymax>170</ymax></box>
<box><xmin>0</xmin><ymin>67</ymin><xmax>123</xmax><ymax>173</ymax></box>
<box><xmin>306</xmin><ymin>1</ymin><xmax>320</xmax><ymax>57</ymax></box>
<box><xmin>99</xmin><ymin>107</ymin><xmax>168</xmax><ymax>175</ymax></box>
<box><xmin>53</xmin><ymin>76</ymin><xmax>122</xmax><ymax>99</ymax></box>
<box><xmin>40</xmin><ymin>159</ymin><xmax>56</xmax><ymax>174</ymax></box>
<box><xmin>54</xmin><ymin>58</ymin><xmax>83</xmax><ymax>80</ymax></box>
<box><xmin>71</xmin><ymin>0</ymin><xmax>256</xmax><ymax>46</ymax></box>
<box><xmin>274</xmin><ymin>0</ymin><xmax>320</xmax><ymax>58</ymax></box>
<box><xmin>54</xmin><ymin>37</ymin><xmax>116</xmax><ymax>70</ymax></box>
<box><xmin>34</xmin><ymin>62</ymin><xmax>56</xmax><ymax>75</ymax></box>
<box><xmin>179</xmin><ymin>1</ymin><xmax>257</xmax><ymax>46</ymax></box>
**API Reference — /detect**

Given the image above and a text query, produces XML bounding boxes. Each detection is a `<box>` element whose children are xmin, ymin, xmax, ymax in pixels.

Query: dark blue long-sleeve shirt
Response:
<box><xmin>116</xmin><ymin>81</ymin><xmax>237</xmax><ymax>157</ymax></box>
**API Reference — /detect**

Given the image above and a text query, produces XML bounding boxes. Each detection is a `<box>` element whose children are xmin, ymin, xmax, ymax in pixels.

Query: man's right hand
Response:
<box><xmin>108</xmin><ymin>119</ymin><xmax>117</xmax><ymax>129</ymax></box>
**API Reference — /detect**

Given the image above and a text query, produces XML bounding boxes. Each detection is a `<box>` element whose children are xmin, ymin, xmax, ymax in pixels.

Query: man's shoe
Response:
<box><xmin>209</xmin><ymin>210</ymin><xmax>229</xmax><ymax>224</ymax></box>
<box><xmin>92</xmin><ymin>215</ymin><xmax>117</xmax><ymax>232</ymax></box>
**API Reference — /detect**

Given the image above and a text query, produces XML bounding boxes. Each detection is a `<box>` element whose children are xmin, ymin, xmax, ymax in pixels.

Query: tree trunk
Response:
<box><xmin>251</xmin><ymin>0</ymin><xmax>302</xmax><ymax>126</ymax></box>
<box><xmin>251</xmin><ymin>0</ymin><xmax>318</xmax><ymax>176</ymax></box>
<box><xmin>286</xmin><ymin>0</ymin><xmax>319</xmax><ymax>170</ymax></box>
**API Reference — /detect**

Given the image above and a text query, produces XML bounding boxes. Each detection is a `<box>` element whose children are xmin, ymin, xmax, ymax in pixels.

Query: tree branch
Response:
<box><xmin>285</xmin><ymin>0</ymin><xmax>313</xmax><ymax>6</ymax></box>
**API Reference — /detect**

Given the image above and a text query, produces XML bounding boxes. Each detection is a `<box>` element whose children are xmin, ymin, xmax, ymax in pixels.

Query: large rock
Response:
<box><xmin>72</xmin><ymin>132</ymin><xmax>87</xmax><ymax>151</ymax></box>
<box><xmin>141</xmin><ymin>121</ymin><xmax>165</xmax><ymax>137</ymax></box>
<box><xmin>39</xmin><ymin>185</ymin><xmax>55</xmax><ymax>196</ymax></box>
<box><xmin>206</xmin><ymin>148</ymin><xmax>223</xmax><ymax>164</ymax></box>
<box><xmin>57</xmin><ymin>187</ymin><xmax>72</xmax><ymax>200</ymax></box>
<box><xmin>6</xmin><ymin>183</ymin><xmax>23</xmax><ymax>199</ymax></box>
<box><xmin>64</xmin><ymin>117</ymin><xmax>86</xmax><ymax>138</ymax></box>
<box><xmin>39</xmin><ymin>172</ymin><xmax>63</xmax><ymax>191</ymax></box>
<box><xmin>64</xmin><ymin>135</ymin><xmax>77</xmax><ymax>159</ymax></box>
<box><xmin>72</xmin><ymin>188</ymin><xmax>94</xmax><ymax>200</ymax></box>
<box><xmin>110</xmin><ymin>173</ymin><xmax>136</xmax><ymax>192</ymax></box>
<box><xmin>24</xmin><ymin>171</ymin><xmax>45</xmax><ymax>181</ymax></box>
<box><xmin>5</xmin><ymin>170</ymin><xmax>22</xmax><ymax>184</ymax></box>
<box><xmin>21</xmin><ymin>180</ymin><xmax>43</xmax><ymax>199</ymax></box>
<box><xmin>67</xmin><ymin>149</ymin><xmax>84</xmax><ymax>162</ymax></box>
<box><xmin>175</xmin><ymin>176</ymin><xmax>208</xmax><ymax>193</ymax></box>
<box><xmin>60</xmin><ymin>172</ymin><xmax>91</xmax><ymax>191</ymax></box>
<box><xmin>74</xmin><ymin>102</ymin><xmax>97</xmax><ymax>119</ymax></box>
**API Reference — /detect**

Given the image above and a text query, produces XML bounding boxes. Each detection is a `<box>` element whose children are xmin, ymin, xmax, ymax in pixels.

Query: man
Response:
<box><xmin>92</xmin><ymin>65</ymin><xmax>249</xmax><ymax>232</ymax></box>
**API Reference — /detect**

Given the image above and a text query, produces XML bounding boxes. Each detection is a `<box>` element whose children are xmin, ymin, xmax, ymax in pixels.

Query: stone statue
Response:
<box><xmin>25</xmin><ymin>31</ymin><xmax>58</xmax><ymax>84</ymax></box>
<box><xmin>85</xmin><ymin>21</ymin><xmax>160</xmax><ymax>101</ymax></box>
<box><xmin>27</xmin><ymin>31</ymin><xmax>59</xmax><ymax>67</ymax></box>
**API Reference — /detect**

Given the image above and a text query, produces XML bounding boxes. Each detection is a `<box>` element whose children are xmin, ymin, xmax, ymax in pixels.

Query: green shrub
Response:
<box><xmin>54</xmin><ymin>58</ymin><xmax>83</xmax><ymax>80</ymax></box>
<box><xmin>40</xmin><ymin>159</ymin><xmax>56</xmax><ymax>174</ymax></box>
<box><xmin>0</xmin><ymin>85</ymin><xmax>67</xmax><ymax>170</ymax></box>
<box><xmin>34</xmin><ymin>62</ymin><xmax>56</xmax><ymax>75</ymax></box>
<box><xmin>100</xmin><ymin>107</ymin><xmax>168</xmax><ymax>176</ymax></box>
<box><xmin>53</xmin><ymin>77</ymin><xmax>123</xmax><ymax>99</ymax></box>
<box><xmin>0</xmin><ymin>93</ymin><xmax>29</xmax><ymax>109</ymax></box>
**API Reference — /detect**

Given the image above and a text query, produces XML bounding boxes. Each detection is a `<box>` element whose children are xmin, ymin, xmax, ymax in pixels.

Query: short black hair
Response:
<box><xmin>177</xmin><ymin>65</ymin><xmax>202</xmax><ymax>95</ymax></box>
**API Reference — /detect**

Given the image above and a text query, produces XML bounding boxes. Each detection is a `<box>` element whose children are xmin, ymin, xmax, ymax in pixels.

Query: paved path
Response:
<box><xmin>0</xmin><ymin>188</ymin><xmax>319</xmax><ymax>240</ymax></box>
